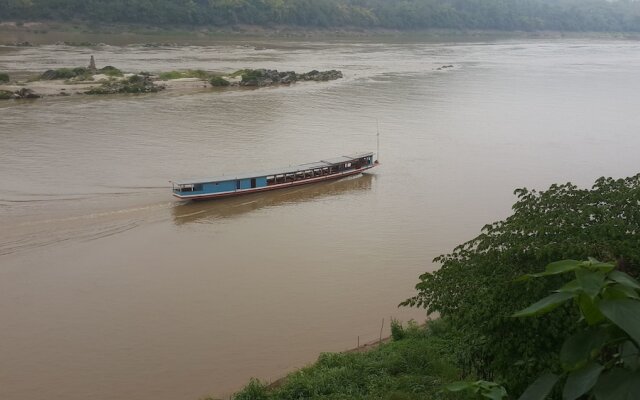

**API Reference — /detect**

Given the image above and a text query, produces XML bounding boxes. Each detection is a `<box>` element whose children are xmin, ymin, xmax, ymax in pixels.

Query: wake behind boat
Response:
<box><xmin>171</xmin><ymin>152</ymin><xmax>378</xmax><ymax>200</ymax></box>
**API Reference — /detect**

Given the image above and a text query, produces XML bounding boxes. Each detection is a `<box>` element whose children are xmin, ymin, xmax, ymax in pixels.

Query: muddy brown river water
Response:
<box><xmin>1</xmin><ymin>36</ymin><xmax>640</xmax><ymax>400</ymax></box>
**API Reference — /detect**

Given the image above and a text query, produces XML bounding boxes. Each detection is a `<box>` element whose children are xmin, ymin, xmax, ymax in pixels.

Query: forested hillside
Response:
<box><xmin>2</xmin><ymin>0</ymin><xmax>640</xmax><ymax>32</ymax></box>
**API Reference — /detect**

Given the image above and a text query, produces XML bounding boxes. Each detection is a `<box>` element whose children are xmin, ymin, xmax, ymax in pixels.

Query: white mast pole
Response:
<box><xmin>376</xmin><ymin>119</ymin><xmax>380</xmax><ymax>163</ymax></box>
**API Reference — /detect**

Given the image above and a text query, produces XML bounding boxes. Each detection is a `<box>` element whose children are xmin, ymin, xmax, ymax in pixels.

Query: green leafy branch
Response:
<box><xmin>513</xmin><ymin>259</ymin><xmax>640</xmax><ymax>400</ymax></box>
<box><xmin>446</xmin><ymin>380</ymin><xmax>508</xmax><ymax>400</ymax></box>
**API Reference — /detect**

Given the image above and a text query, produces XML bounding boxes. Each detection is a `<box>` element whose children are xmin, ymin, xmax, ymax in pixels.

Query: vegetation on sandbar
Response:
<box><xmin>235</xmin><ymin>69</ymin><xmax>343</xmax><ymax>87</ymax></box>
<box><xmin>209</xmin><ymin>76</ymin><xmax>230</xmax><ymax>87</ymax></box>
<box><xmin>85</xmin><ymin>74</ymin><xmax>165</xmax><ymax>94</ymax></box>
<box><xmin>0</xmin><ymin>73</ymin><xmax>9</xmax><ymax>83</ymax></box>
<box><xmin>158</xmin><ymin>69</ymin><xmax>210</xmax><ymax>80</ymax></box>
<box><xmin>40</xmin><ymin>66</ymin><xmax>123</xmax><ymax>81</ymax></box>
<box><xmin>1</xmin><ymin>64</ymin><xmax>343</xmax><ymax>99</ymax></box>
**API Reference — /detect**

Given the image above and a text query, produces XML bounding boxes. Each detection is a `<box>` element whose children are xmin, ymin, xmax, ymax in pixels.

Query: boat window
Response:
<box><xmin>177</xmin><ymin>183</ymin><xmax>202</xmax><ymax>192</ymax></box>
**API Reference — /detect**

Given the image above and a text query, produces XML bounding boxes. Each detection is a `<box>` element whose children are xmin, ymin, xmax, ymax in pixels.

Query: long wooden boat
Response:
<box><xmin>171</xmin><ymin>152</ymin><xmax>378</xmax><ymax>200</ymax></box>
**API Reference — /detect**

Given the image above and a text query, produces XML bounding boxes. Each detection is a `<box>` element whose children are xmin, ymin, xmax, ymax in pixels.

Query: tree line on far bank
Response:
<box><xmin>2</xmin><ymin>0</ymin><xmax>640</xmax><ymax>32</ymax></box>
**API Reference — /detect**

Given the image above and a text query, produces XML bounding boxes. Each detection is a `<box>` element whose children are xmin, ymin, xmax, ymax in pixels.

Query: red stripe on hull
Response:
<box><xmin>173</xmin><ymin>165</ymin><xmax>376</xmax><ymax>201</ymax></box>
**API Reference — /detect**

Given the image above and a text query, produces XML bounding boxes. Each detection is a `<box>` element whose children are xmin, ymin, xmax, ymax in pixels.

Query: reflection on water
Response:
<box><xmin>172</xmin><ymin>173</ymin><xmax>373</xmax><ymax>224</ymax></box>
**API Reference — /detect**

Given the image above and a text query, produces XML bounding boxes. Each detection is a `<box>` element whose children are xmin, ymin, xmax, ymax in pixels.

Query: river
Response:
<box><xmin>1</xmin><ymin>36</ymin><xmax>640</xmax><ymax>400</ymax></box>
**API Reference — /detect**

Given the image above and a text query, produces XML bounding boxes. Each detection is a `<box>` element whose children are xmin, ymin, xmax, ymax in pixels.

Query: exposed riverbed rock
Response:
<box><xmin>0</xmin><ymin>88</ymin><xmax>42</xmax><ymax>100</ymax></box>
<box><xmin>237</xmin><ymin>69</ymin><xmax>343</xmax><ymax>87</ymax></box>
<box><xmin>15</xmin><ymin>88</ymin><xmax>40</xmax><ymax>98</ymax></box>
<box><xmin>299</xmin><ymin>69</ymin><xmax>343</xmax><ymax>81</ymax></box>
<box><xmin>9</xmin><ymin>41</ymin><xmax>33</xmax><ymax>47</ymax></box>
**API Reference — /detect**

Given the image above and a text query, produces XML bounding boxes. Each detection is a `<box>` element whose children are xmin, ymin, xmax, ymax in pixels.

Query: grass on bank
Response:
<box><xmin>227</xmin><ymin>320</ymin><xmax>472</xmax><ymax>400</ymax></box>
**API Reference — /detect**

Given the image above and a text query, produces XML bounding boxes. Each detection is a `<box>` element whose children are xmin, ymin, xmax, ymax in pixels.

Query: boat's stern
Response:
<box><xmin>171</xmin><ymin>182</ymin><xmax>198</xmax><ymax>199</ymax></box>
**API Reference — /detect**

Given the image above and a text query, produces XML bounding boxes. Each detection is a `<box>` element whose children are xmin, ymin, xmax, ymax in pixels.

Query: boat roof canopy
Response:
<box><xmin>173</xmin><ymin>152</ymin><xmax>374</xmax><ymax>186</ymax></box>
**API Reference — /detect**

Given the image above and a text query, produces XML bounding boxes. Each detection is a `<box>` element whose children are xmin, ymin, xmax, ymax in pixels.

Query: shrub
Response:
<box><xmin>0</xmin><ymin>90</ymin><xmax>13</xmax><ymax>100</ymax></box>
<box><xmin>71</xmin><ymin>67</ymin><xmax>92</xmax><ymax>80</ymax></box>
<box><xmin>40</xmin><ymin>67</ymin><xmax>93</xmax><ymax>80</ymax></box>
<box><xmin>127</xmin><ymin>74</ymin><xmax>144</xmax><ymax>84</ymax></box>
<box><xmin>210</xmin><ymin>76</ymin><xmax>230</xmax><ymax>87</ymax></box>
<box><xmin>0</xmin><ymin>73</ymin><xmax>9</xmax><ymax>83</ymax></box>
<box><xmin>187</xmin><ymin>69</ymin><xmax>209</xmax><ymax>79</ymax></box>
<box><xmin>233</xmin><ymin>379</ymin><xmax>268</xmax><ymax>400</ymax></box>
<box><xmin>99</xmin><ymin>66</ymin><xmax>123</xmax><ymax>77</ymax></box>
<box><xmin>390</xmin><ymin>319</ymin><xmax>405</xmax><ymax>341</ymax></box>
<box><xmin>159</xmin><ymin>70</ymin><xmax>186</xmax><ymax>80</ymax></box>
<box><xmin>52</xmin><ymin>68</ymin><xmax>76</xmax><ymax>79</ymax></box>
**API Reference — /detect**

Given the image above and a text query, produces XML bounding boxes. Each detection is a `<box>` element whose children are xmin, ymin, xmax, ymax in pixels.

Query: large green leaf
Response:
<box><xmin>577</xmin><ymin>293</ymin><xmax>605</xmax><ymax>325</ymax></box>
<box><xmin>585</xmin><ymin>260</ymin><xmax>616</xmax><ymax>273</ymax></box>
<box><xmin>560</xmin><ymin>328</ymin><xmax>609</xmax><ymax>371</ymax></box>
<box><xmin>558</xmin><ymin>279</ymin><xmax>581</xmax><ymax>294</ymax></box>
<box><xmin>608</xmin><ymin>271</ymin><xmax>640</xmax><ymax>291</ymax></box>
<box><xmin>563</xmin><ymin>362</ymin><xmax>604</xmax><ymax>400</ymax></box>
<box><xmin>482</xmin><ymin>386</ymin><xmax>508</xmax><ymax>400</ymax></box>
<box><xmin>593</xmin><ymin>368</ymin><xmax>640</xmax><ymax>400</ymax></box>
<box><xmin>620</xmin><ymin>341</ymin><xmax>639</xmax><ymax>371</ymax></box>
<box><xmin>576</xmin><ymin>269</ymin><xmax>606</xmax><ymax>299</ymax></box>
<box><xmin>520</xmin><ymin>260</ymin><xmax>581</xmax><ymax>280</ymax></box>
<box><xmin>518</xmin><ymin>372</ymin><xmax>560</xmax><ymax>400</ymax></box>
<box><xmin>446</xmin><ymin>381</ymin><xmax>473</xmax><ymax>392</ymax></box>
<box><xmin>603</xmin><ymin>285</ymin><xmax>640</xmax><ymax>301</ymax></box>
<box><xmin>598</xmin><ymin>299</ymin><xmax>640</xmax><ymax>345</ymax></box>
<box><xmin>513</xmin><ymin>292</ymin><xmax>574</xmax><ymax>318</ymax></box>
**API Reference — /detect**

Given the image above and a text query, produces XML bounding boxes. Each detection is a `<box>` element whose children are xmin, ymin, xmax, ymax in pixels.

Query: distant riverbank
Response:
<box><xmin>2</xmin><ymin>21</ymin><xmax>639</xmax><ymax>47</ymax></box>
